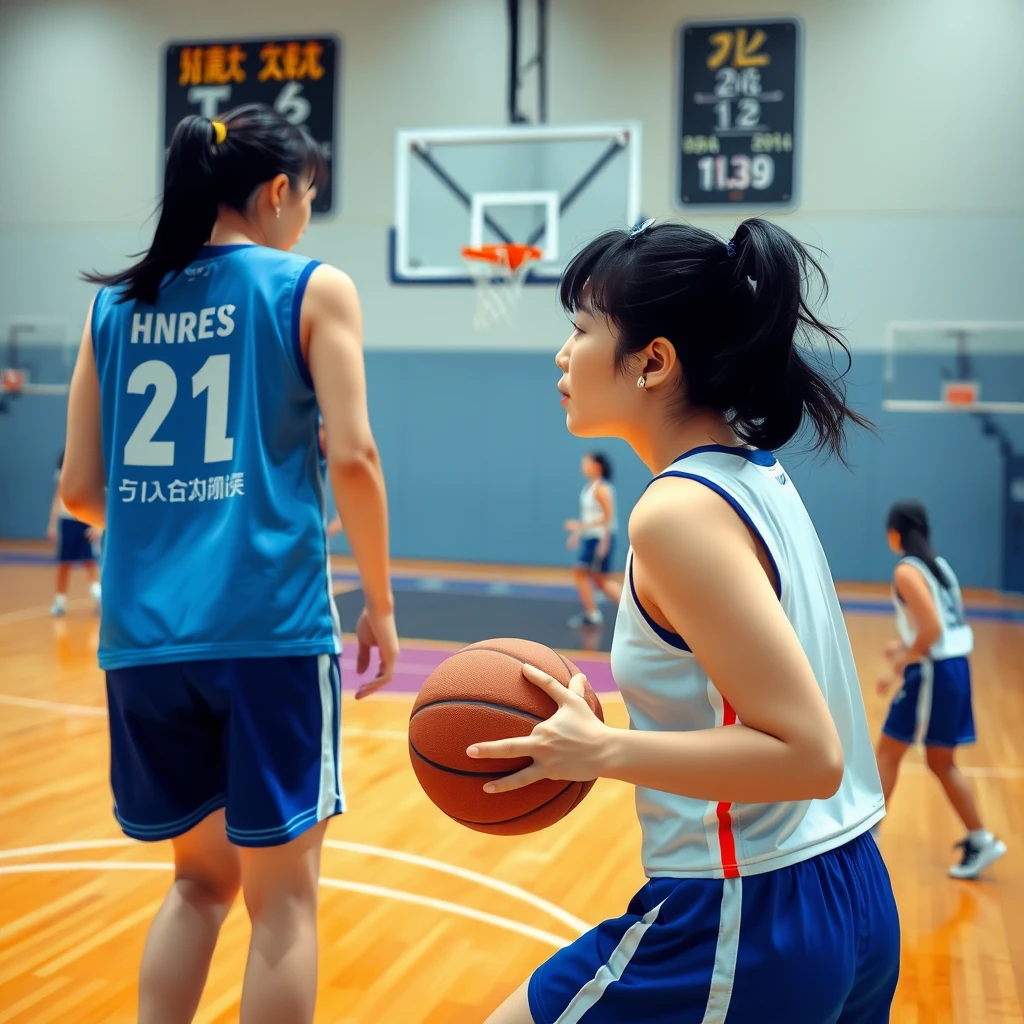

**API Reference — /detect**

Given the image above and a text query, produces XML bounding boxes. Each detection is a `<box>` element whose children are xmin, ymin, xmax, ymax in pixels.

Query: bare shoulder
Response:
<box><xmin>894</xmin><ymin>560</ymin><xmax>929</xmax><ymax>589</ymax></box>
<box><xmin>305</xmin><ymin>264</ymin><xmax>360</xmax><ymax>316</ymax></box>
<box><xmin>628</xmin><ymin>475</ymin><xmax>736</xmax><ymax>556</ymax></box>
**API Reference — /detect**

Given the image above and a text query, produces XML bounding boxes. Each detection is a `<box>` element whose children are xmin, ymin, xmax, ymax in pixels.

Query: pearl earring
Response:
<box><xmin>275</xmin><ymin>207</ymin><xmax>281</xmax><ymax>219</ymax></box>
<box><xmin>637</xmin><ymin>375</ymin><xmax>646</xmax><ymax>389</ymax></box>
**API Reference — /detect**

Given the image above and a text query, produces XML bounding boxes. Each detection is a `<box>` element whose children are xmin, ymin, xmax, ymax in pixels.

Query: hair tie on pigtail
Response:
<box><xmin>725</xmin><ymin>240</ymin><xmax>736</xmax><ymax>259</ymax></box>
<box><xmin>629</xmin><ymin>218</ymin><xmax>655</xmax><ymax>240</ymax></box>
<box><xmin>210</xmin><ymin>120</ymin><xmax>228</xmax><ymax>145</ymax></box>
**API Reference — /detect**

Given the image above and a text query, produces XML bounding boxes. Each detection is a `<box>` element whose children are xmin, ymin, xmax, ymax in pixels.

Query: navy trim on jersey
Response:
<box><xmin>652</xmin><ymin>471</ymin><xmax>783</xmax><ymax>599</ymax></box>
<box><xmin>671</xmin><ymin>445</ymin><xmax>777</xmax><ymax>467</ymax></box>
<box><xmin>195</xmin><ymin>244</ymin><xmax>258</xmax><ymax>258</ymax></box>
<box><xmin>291</xmin><ymin>260</ymin><xmax>320</xmax><ymax>389</ymax></box>
<box><xmin>628</xmin><ymin>557</ymin><xmax>692</xmax><ymax>652</ymax></box>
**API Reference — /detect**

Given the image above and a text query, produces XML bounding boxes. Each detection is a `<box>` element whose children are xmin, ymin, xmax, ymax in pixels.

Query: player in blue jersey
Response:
<box><xmin>61</xmin><ymin>105</ymin><xmax>398</xmax><ymax>1024</ymax></box>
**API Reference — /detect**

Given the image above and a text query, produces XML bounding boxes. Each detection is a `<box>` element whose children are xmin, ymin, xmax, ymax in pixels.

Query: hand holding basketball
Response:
<box><xmin>467</xmin><ymin>664</ymin><xmax>610</xmax><ymax>792</ymax></box>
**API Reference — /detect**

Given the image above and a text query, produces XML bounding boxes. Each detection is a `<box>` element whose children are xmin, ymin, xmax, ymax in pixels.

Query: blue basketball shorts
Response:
<box><xmin>882</xmin><ymin>656</ymin><xmax>975</xmax><ymax>748</ymax></box>
<box><xmin>528</xmin><ymin>830</ymin><xmax>900</xmax><ymax>1024</ymax></box>
<box><xmin>57</xmin><ymin>517</ymin><xmax>95</xmax><ymax>563</ymax></box>
<box><xmin>105</xmin><ymin>654</ymin><xmax>344</xmax><ymax>847</ymax></box>
<box><xmin>577</xmin><ymin>536</ymin><xmax>615</xmax><ymax>575</ymax></box>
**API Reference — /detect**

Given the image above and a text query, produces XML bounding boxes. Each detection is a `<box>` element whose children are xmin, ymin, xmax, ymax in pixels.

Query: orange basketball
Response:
<box><xmin>408</xmin><ymin>638</ymin><xmax>604</xmax><ymax>835</ymax></box>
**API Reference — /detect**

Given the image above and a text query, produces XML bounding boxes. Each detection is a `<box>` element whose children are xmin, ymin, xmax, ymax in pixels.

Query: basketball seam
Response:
<box><xmin>448</xmin><ymin>781</ymin><xmax>578</xmax><ymax>827</ymax></box>
<box><xmin>458</xmin><ymin>643</ymin><xmax>572</xmax><ymax>682</ymax></box>
<box><xmin>410</xmin><ymin>698</ymin><xmax>545</xmax><ymax>721</ymax></box>
<box><xmin>408</xmin><ymin>740</ymin><xmax>517</xmax><ymax>779</ymax></box>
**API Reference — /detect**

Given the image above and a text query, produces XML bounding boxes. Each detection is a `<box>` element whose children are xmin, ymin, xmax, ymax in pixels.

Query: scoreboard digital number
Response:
<box><xmin>163</xmin><ymin>36</ymin><xmax>340</xmax><ymax>214</ymax></box>
<box><xmin>676</xmin><ymin>18</ymin><xmax>800</xmax><ymax>209</ymax></box>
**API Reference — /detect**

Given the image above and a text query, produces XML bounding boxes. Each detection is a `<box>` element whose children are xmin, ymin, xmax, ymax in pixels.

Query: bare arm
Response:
<box><xmin>471</xmin><ymin>478</ymin><xmax>844</xmax><ymax>804</ymax></box>
<box><xmin>60</xmin><ymin>301</ymin><xmax>106</xmax><ymax>529</ymax></box>
<box><xmin>889</xmin><ymin>562</ymin><xmax>942</xmax><ymax>670</ymax></box>
<box><xmin>302</xmin><ymin>265</ymin><xmax>398</xmax><ymax>693</ymax></box>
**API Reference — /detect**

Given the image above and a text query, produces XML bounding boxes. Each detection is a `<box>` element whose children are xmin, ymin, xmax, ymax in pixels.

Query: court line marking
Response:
<box><xmin>323</xmin><ymin>840</ymin><xmax>590</xmax><ymax>933</ymax></box>
<box><xmin>0</xmin><ymin>839</ymin><xmax>590</xmax><ymax>935</ymax></box>
<box><xmin>0</xmin><ymin>861</ymin><xmax>570</xmax><ymax>949</ymax></box>
<box><xmin>0</xmin><ymin>599</ymin><xmax>93</xmax><ymax>626</ymax></box>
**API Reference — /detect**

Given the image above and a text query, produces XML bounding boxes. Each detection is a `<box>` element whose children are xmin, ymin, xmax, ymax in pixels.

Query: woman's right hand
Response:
<box><xmin>563</xmin><ymin>519</ymin><xmax>580</xmax><ymax>533</ymax></box>
<box><xmin>876</xmin><ymin>674</ymin><xmax>900</xmax><ymax>697</ymax></box>
<box><xmin>354</xmin><ymin>606</ymin><xmax>400</xmax><ymax>699</ymax></box>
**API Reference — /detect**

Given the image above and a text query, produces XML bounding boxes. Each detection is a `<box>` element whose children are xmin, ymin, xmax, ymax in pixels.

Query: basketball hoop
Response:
<box><xmin>942</xmin><ymin>380</ymin><xmax>980</xmax><ymax>407</ymax></box>
<box><xmin>461</xmin><ymin>243</ymin><xmax>543</xmax><ymax>329</ymax></box>
<box><xmin>2</xmin><ymin>368</ymin><xmax>25</xmax><ymax>394</ymax></box>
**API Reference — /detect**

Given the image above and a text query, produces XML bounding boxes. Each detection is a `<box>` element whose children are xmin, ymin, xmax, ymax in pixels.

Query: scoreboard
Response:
<box><xmin>676</xmin><ymin>19</ymin><xmax>800</xmax><ymax>209</ymax></box>
<box><xmin>163</xmin><ymin>36</ymin><xmax>340</xmax><ymax>214</ymax></box>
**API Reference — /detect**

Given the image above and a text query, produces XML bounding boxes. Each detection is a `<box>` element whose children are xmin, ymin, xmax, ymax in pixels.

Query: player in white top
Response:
<box><xmin>564</xmin><ymin>452</ymin><xmax>621</xmax><ymax>628</ymax></box>
<box><xmin>875</xmin><ymin>499</ymin><xmax>1007</xmax><ymax>880</ymax></box>
<box><xmin>473</xmin><ymin>218</ymin><xmax>898</xmax><ymax>1024</ymax></box>
<box><xmin>47</xmin><ymin>450</ymin><xmax>102</xmax><ymax>615</ymax></box>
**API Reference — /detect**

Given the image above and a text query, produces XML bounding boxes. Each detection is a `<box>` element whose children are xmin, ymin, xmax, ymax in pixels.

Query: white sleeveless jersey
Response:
<box><xmin>609</xmin><ymin>446</ymin><xmax>884</xmax><ymax>880</ymax></box>
<box><xmin>579</xmin><ymin>480</ymin><xmax>618</xmax><ymax>539</ymax></box>
<box><xmin>893</xmin><ymin>556</ymin><xmax>973</xmax><ymax>661</ymax></box>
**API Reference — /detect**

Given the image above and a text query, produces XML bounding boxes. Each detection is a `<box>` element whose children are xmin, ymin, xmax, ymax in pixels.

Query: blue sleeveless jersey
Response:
<box><xmin>92</xmin><ymin>244</ymin><xmax>341</xmax><ymax>670</ymax></box>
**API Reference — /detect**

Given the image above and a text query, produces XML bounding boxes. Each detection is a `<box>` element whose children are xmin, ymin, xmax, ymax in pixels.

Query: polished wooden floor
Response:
<box><xmin>0</xmin><ymin>554</ymin><xmax>1022</xmax><ymax>1022</ymax></box>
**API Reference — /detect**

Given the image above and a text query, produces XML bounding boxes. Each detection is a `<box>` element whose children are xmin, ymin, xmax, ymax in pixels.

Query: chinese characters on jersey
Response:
<box><xmin>119</xmin><ymin>473</ymin><xmax>245</xmax><ymax>504</ymax></box>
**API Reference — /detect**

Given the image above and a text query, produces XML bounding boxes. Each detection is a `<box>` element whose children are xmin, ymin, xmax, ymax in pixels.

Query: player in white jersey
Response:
<box><xmin>564</xmin><ymin>452</ymin><xmax>621</xmax><ymax>627</ymax></box>
<box><xmin>473</xmin><ymin>219</ymin><xmax>898</xmax><ymax>1024</ymax></box>
<box><xmin>875</xmin><ymin>499</ymin><xmax>1007</xmax><ymax>879</ymax></box>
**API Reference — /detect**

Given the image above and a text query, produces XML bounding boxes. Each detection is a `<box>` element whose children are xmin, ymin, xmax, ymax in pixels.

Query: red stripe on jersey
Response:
<box><xmin>717</xmin><ymin>696</ymin><xmax>740</xmax><ymax>878</ymax></box>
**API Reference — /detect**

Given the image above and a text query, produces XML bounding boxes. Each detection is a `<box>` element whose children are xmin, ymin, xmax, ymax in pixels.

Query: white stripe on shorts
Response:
<box><xmin>316</xmin><ymin>653</ymin><xmax>344</xmax><ymax>819</ymax></box>
<box><xmin>913</xmin><ymin>659</ymin><xmax>934</xmax><ymax>746</ymax></box>
<box><xmin>700</xmin><ymin>877</ymin><xmax>743</xmax><ymax>1023</ymax></box>
<box><xmin>553</xmin><ymin>900</ymin><xmax>665</xmax><ymax>1024</ymax></box>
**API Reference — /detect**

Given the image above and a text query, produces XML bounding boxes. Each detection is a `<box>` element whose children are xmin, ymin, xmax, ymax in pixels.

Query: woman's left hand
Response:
<box><xmin>467</xmin><ymin>664</ymin><xmax>610</xmax><ymax>792</ymax></box>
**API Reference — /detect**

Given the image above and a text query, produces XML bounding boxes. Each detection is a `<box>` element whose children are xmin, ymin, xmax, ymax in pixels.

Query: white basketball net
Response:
<box><xmin>462</xmin><ymin>248</ymin><xmax>540</xmax><ymax>330</ymax></box>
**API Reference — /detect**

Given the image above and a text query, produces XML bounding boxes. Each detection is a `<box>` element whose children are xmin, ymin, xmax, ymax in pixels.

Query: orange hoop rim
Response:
<box><xmin>942</xmin><ymin>381</ymin><xmax>980</xmax><ymax>406</ymax></box>
<box><xmin>461</xmin><ymin>243</ymin><xmax>544</xmax><ymax>273</ymax></box>
<box><xmin>1</xmin><ymin>368</ymin><xmax>25</xmax><ymax>394</ymax></box>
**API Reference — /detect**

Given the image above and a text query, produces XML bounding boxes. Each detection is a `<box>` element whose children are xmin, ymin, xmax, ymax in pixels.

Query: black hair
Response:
<box><xmin>559</xmin><ymin>218</ymin><xmax>870</xmax><ymax>460</ymax></box>
<box><xmin>887</xmin><ymin>499</ymin><xmax>951</xmax><ymax>588</ymax></box>
<box><xmin>84</xmin><ymin>104</ymin><xmax>326</xmax><ymax>305</ymax></box>
<box><xmin>587</xmin><ymin>452</ymin><xmax>612</xmax><ymax>480</ymax></box>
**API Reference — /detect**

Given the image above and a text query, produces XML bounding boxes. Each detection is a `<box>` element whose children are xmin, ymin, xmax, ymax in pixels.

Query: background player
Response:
<box><xmin>47</xmin><ymin>449</ymin><xmax>101</xmax><ymax>615</ymax></box>
<box><xmin>60</xmin><ymin>105</ymin><xmax>398</xmax><ymax>1024</ymax></box>
<box><xmin>564</xmin><ymin>452</ymin><xmax>621</xmax><ymax>627</ymax></box>
<box><xmin>473</xmin><ymin>219</ymin><xmax>900</xmax><ymax>1024</ymax></box>
<box><xmin>875</xmin><ymin>499</ymin><xmax>1007</xmax><ymax>879</ymax></box>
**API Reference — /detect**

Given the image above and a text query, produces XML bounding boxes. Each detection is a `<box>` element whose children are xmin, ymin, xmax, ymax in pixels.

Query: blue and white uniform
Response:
<box><xmin>92</xmin><ymin>244</ymin><xmax>343</xmax><ymax>847</ymax></box>
<box><xmin>530</xmin><ymin>446</ymin><xmax>899</xmax><ymax>1023</ymax></box>
<box><xmin>883</xmin><ymin>556</ymin><xmax>975</xmax><ymax>748</ymax></box>
<box><xmin>577</xmin><ymin>479</ymin><xmax>617</xmax><ymax>574</ymax></box>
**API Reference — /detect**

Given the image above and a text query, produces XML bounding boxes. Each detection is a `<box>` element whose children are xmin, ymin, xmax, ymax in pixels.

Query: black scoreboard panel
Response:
<box><xmin>676</xmin><ymin>19</ymin><xmax>800</xmax><ymax>209</ymax></box>
<box><xmin>163</xmin><ymin>37</ymin><xmax>339</xmax><ymax>214</ymax></box>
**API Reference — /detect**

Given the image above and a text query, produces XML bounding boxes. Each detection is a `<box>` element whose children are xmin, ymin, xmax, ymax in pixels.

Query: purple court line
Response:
<box><xmin>339</xmin><ymin>644</ymin><xmax>618</xmax><ymax>694</ymax></box>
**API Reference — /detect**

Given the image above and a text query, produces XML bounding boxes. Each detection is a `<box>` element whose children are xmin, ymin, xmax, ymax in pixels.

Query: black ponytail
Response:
<box><xmin>887</xmin><ymin>499</ymin><xmax>951</xmax><ymax>588</ymax></box>
<box><xmin>588</xmin><ymin>452</ymin><xmax>613</xmax><ymax>480</ymax></box>
<box><xmin>84</xmin><ymin>104</ymin><xmax>326</xmax><ymax>305</ymax></box>
<box><xmin>559</xmin><ymin>217</ymin><xmax>871</xmax><ymax>461</ymax></box>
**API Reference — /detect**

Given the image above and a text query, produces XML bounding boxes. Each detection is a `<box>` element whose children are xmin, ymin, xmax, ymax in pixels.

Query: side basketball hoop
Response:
<box><xmin>942</xmin><ymin>380</ymin><xmax>980</xmax><ymax>407</ymax></box>
<box><xmin>461</xmin><ymin>243</ymin><xmax>544</xmax><ymax>330</ymax></box>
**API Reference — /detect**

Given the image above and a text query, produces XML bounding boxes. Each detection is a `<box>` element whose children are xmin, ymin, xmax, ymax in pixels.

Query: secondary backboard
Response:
<box><xmin>391</xmin><ymin>123</ymin><xmax>642</xmax><ymax>284</ymax></box>
<box><xmin>882</xmin><ymin>321</ymin><xmax>1024</xmax><ymax>415</ymax></box>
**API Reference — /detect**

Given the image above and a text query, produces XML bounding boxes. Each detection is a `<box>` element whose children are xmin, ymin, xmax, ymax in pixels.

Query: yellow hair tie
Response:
<box><xmin>210</xmin><ymin>120</ymin><xmax>227</xmax><ymax>145</ymax></box>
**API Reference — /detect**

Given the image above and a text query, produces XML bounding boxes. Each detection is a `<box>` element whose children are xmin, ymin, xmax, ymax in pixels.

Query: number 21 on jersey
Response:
<box><xmin>124</xmin><ymin>355</ymin><xmax>234</xmax><ymax>467</ymax></box>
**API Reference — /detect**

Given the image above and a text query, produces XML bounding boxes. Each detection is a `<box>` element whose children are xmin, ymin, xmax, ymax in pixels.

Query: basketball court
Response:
<box><xmin>2</xmin><ymin>0</ymin><xmax>1024</xmax><ymax>1021</ymax></box>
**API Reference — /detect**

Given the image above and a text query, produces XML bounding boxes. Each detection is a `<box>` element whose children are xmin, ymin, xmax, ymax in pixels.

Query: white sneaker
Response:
<box><xmin>50</xmin><ymin>598</ymin><xmax>66</xmax><ymax>617</ymax></box>
<box><xmin>568</xmin><ymin>609</ymin><xmax>603</xmax><ymax>628</ymax></box>
<box><xmin>948</xmin><ymin>834</ymin><xmax>1008</xmax><ymax>879</ymax></box>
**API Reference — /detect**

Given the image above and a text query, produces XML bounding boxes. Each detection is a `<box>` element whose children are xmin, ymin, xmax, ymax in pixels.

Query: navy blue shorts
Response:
<box><xmin>105</xmin><ymin>654</ymin><xmax>343</xmax><ymax>847</ymax></box>
<box><xmin>882</xmin><ymin>657</ymin><xmax>975</xmax><ymax>748</ymax></box>
<box><xmin>578</xmin><ymin>536</ymin><xmax>614</xmax><ymax>575</ymax></box>
<box><xmin>57</xmin><ymin>518</ymin><xmax>95</xmax><ymax>563</ymax></box>
<box><xmin>529</xmin><ymin>830</ymin><xmax>899</xmax><ymax>1024</ymax></box>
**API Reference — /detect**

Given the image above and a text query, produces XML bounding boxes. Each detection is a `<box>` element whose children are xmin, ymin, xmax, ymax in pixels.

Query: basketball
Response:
<box><xmin>408</xmin><ymin>638</ymin><xmax>604</xmax><ymax>835</ymax></box>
